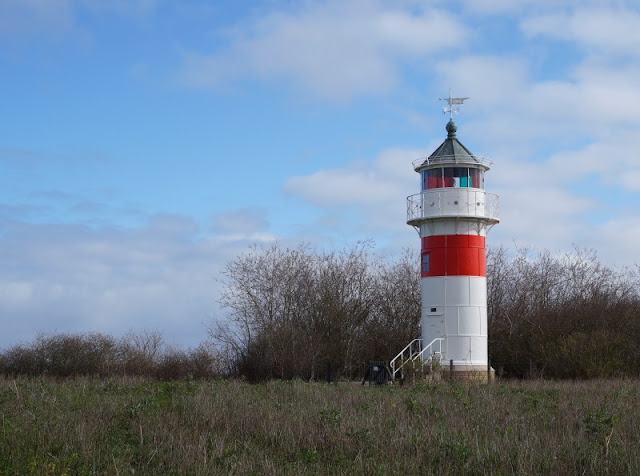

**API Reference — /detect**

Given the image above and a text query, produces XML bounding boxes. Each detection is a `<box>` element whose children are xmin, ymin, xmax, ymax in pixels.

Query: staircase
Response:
<box><xmin>390</xmin><ymin>338</ymin><xmax>445</xmax><ymax>382</ymax></box>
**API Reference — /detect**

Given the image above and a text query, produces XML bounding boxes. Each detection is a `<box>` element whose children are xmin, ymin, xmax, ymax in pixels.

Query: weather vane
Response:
<box><xmin>439</xmin><ymin>89</ymin><xmax>469</xmax><ymax>119</ymax></box>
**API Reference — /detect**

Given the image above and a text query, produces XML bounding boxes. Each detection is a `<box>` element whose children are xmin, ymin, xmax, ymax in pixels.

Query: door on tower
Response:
<box><xmin>423</xmin><ymin>307</ymin><xmax>445</xmax><ymax>344</ymax></box>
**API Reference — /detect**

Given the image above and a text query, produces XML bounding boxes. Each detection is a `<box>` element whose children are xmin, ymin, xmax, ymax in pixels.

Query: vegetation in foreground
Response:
<box><xmin>1</xmin><ymin>377</ymin><xmax>639</xmax><ymax>475</ymax></box>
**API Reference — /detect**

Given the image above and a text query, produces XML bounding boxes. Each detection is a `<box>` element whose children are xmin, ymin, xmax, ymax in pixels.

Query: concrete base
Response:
<box><xmin>443</xmin><ymin>365</ymin><xmax>495</xmax><ymax>383</ymax></box>
<box><xmin>396</xmin><ymin>364</ymin><xmax>495</xmax><ymax>384</ymax></box>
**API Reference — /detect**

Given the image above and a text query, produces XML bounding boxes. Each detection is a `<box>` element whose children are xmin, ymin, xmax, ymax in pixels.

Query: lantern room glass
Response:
<box><xmin>421</xmin><ymin>167</ymin><xmax>484</xmax><ymax>190</ymax></box>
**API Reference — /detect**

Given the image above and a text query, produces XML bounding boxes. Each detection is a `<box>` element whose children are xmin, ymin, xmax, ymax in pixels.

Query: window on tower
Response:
<box><xmin>456</xmin><ymin>167</ymin><xmax>468</xmax><ymax>187</ymax></box>
<box><xmin>421</xmin><ymin>167</ymin><xmax>484</xmax><ymax>190</ymax></box>
<box><xmin>444</xmin><ymin>167</ymin><xmax>456</xmax><ymax>187</ymax></box>
<box><xmin>422</xmin><ymin>169</ymin><xmax>444</xmax><ymax>190</ymax></box>
<box><xmin>421</xmin><ymin>253</ymin><xmax>430</xmax><ymax>273</ymax></box>
<box><xmin>470</xmin><ymin>168</ymin><xmax>484</xmax><ymax>188</ymax></box>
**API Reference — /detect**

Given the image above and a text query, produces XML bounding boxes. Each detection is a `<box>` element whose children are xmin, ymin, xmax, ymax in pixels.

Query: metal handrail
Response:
<box><xmin>390</xmin><ymin>338</ymin><xmax>445</xmax><ymax>381</ymax></box>
<box><xmin>412</xmin><ymin>155</ymin><xmax>493</xmax><ymax>170</ymax></box>
<box><xmin>390</xmin><ymin>338</ymin><xmax>422</xmax><ymax>381</ymax></box>
<box><xmin>406</xmin><ymin>189</ymin><xmax>499</xmax><ymax>224</ymax></box>
<box><xmin>414</xmin><ymin>338</ymin><xmax>445</xmax><ymax>366</ymax></box>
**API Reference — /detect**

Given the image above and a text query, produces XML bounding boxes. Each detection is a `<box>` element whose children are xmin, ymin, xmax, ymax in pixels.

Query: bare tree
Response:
<box><xmin>118</xmin><ymin>330</ymin><xmax>165</xmax><ymax>376</ymax></box>
<box><xmin>487</xmin><ymin>245</ymin><xmax>640</xmax><ymax>378</ymax></box>
<box><xmin>209</xmin><ymin>240</ymin><xmax>421</xmax><ymax>381</ymax></box>
<box><xmin>360</xmin><ymin>248</ymin><xmax>420</xmax><ymax>368</ymax></box>
<box><xmin>210</xmin><ymin>241</ymin><xmax>318</xmax><ymax>380</ymax></box>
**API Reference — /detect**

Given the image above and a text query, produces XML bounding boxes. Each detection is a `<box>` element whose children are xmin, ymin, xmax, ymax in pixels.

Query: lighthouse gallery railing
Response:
<box><xmin>406</xmin><ymin>189</ymin><xmax>499</xmax><ymax>224</ymax></box>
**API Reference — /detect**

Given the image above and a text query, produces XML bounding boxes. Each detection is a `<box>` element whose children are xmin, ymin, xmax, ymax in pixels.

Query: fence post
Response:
<box><xmin>488</xmin><ymin>359</ymin><xmax>491</xmax><ymax>383</ymax></box>
<box><xmin>449</xmin><ymin>359</ymin><xmax>453</xmax><ymax>382</ymax></box>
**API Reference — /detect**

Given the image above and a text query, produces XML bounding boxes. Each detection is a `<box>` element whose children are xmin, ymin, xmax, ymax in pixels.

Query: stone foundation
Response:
<box><xmin>395</xmin><ymin>364</ymin><xmax>495</xmax><ymax>384</ymax></box>
<box><xmin>443</xmin><ymin>365</ymin><xmax>495</xmax><ymax>382</ymax></box>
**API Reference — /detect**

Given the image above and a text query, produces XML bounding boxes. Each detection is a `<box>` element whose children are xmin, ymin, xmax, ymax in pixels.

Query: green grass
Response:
<box><xmin>1</xmin><ymin>377</ymin><xmax>639</xmax><ymax>475</ymax></box>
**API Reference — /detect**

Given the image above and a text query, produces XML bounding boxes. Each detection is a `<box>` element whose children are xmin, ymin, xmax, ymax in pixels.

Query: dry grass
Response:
<box><xmin>1</xmin><ymin>377</ymin><xmax>639</xmax><ymax>475</ymax></box>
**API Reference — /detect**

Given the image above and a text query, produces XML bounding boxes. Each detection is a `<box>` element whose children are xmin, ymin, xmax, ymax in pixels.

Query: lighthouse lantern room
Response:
<box><xmin>391</xmin><ymin>92</ymin><xmax>499</xmax><ymax>380</ymax></box>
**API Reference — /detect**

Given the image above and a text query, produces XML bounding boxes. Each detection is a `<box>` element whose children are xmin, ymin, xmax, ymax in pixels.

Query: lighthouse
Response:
<box><xmin>391</xmin><ymin>92</ymin><xmax>499</xmax><ymax>380</ymax></box>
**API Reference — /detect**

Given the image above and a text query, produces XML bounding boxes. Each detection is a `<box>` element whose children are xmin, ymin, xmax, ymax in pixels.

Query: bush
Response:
<box><xmin>210</xmin><ymin>241</ymin><xmax>420</xmax><ymax>381</ymax></box>
<box><xmin>487</xmin><ymin>246</ymin><xmax>640</xmax><ymax>378</ymax></box>
<box><xmin>0</xmin><ymin>331</ymin><xmax>222</xmax><ymax>380</ymax></box>
<box><xmin>0</xmin><ymin>333</ymin><xmax>118</xmax><ymax>378</ymax></box>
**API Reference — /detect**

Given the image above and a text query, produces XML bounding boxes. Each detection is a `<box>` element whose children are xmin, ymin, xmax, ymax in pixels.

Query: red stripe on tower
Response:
<box><xmin>421</xmin><ymin>235</ymin><xmax>486</xmax><ymax>277</ymax></box>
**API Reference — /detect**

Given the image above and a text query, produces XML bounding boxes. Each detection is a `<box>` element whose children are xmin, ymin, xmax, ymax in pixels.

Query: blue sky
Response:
<box><xmin>1</xmin><ymin>0</ymin><xmax>639</xmax><ymax>349</ymax></box>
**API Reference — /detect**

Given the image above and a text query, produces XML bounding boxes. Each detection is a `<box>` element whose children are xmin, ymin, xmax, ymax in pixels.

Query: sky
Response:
<box><xmin>1</xmin><ymin>0</ymin><xmax>639</xmax><ymax>350</ymax></box>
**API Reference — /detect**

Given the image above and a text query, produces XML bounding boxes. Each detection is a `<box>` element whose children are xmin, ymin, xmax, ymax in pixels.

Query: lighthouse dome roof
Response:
<box><xmin>413</xmin><ymin>119</ymin><xmax>491</xmax><ymax>171</ymax></box>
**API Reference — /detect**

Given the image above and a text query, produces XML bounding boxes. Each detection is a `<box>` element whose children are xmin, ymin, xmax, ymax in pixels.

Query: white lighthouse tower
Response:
<box><xmin>391</xmin><ymin>92</ymin><xmax>499</xmax><ymax>379</ymax></box>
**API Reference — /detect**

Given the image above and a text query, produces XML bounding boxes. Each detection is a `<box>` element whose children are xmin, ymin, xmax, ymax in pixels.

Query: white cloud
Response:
<box><xmin>484</xmin><ymin>129</ymin><xmax>640</xmax><ymax>268</ymax></box>
<box><xmin>283</xmin><ymin>148</ymin><xmax>420</xmax><ymax>207</ymax></box>
<box><xmin>211</xmin><ymin>208</ymin><xmax>270</xmax><ymax>233</ymax></box>
<box><xmin>522</xmin><ymin>7</ymin><xmax>640</xmax><ymax>56</ymax></box>
<box><xmin>493</xmin><ymin>178</ymin><xmax>595</xmax><ymax>247</ymax></box>
<box><xmin>0</xmin><ymin>0</ymin><xmax>75</xmax><ymax>40</ymax></box>
<box><xmin>459</xmin><ymin>0</ymin><xmax>543</xmax><ymax>14</ymax></box>
<box><xmin>542</xmin><ymin>132</ymin><xmax>640</xmax><ymax>192</ymax></box>
<box><xmin>435</xmin><ymin>54</ymin><xmax>640</xmax><ymax>154</ymax></box>
<box><xmin>460</xmin><ymin>0</ymin><xmax>639</xmax><ymax>16</ymax></box>
<box><xmin>0</xmin><ymin>281</ymin><xmax>34</xmax><ymax>310</ymax></box>
<box><xmin>0</xmin><ymin>0</ymin><xmax>157</xmax><ymax>47</ymax></box>
<box><xmin>0</xmin><ymin>215</ymin><xmax>276</xmax><ymax>350</ymax></box>
<box><xmin>434</xmin><ymin>55</ymin><xmax>528</xmax><ymax>111</ymax></box>
<box><xmin>594</xmin><ymin>216</ymin><xmax>640</xmax><ymax>265</ymax></box>
<box><xmin>177</xmin><ymin>0</ymin><xmax>469</xmax><ymax>100</ymax></box>
<box><xmin>281</xmin><ymin>147</ymin><xmax>429</xmax><ymax>244</ymax></box>
<box><xmin>620</xmin><ymin>170</ymin><xmax>640</xmax><ymax>192</ymax></box>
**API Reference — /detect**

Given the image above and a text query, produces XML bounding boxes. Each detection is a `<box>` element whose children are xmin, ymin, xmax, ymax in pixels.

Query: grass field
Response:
<box><xmin>1</xmin><ymin>377</ymin><xmax>639</xmax><ymax>475</ymax></box>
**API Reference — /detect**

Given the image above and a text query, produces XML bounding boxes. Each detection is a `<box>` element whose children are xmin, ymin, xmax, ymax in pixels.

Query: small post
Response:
<box><xmin>487</xmin><ymin>359</ymin><xmax>491</xmax><ymax>383</ymax></box>
<box><xmin>529</xmin><ymin>358</ymin><xmax>533</xmax><ymax>379</ymax></box>
<box><xmin>449</xmin><ymin>359</ymin><xmax>454</xmax><ymax>382</ymax></box>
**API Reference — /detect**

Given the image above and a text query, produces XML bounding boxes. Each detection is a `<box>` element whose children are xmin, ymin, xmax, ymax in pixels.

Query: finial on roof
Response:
<box><xmin>446</xmin><ymin>119</ymin><xmax>457</xmax><ymax>138</ymax></box>
<box><xmin>439</xmin><ymin>89</ymin><xmax>470</xmax><ymax>120</ymax></box>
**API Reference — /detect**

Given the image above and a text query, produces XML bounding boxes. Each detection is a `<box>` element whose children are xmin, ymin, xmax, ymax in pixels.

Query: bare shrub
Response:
<box><xmin>487</xmin><ymin>245</ymin><xmax>640</xmax><ymax>378</ymax></box>
<box><xmin>0</xmin><ymin>332</ymin><xmax>120</xmax><ymax>378</ymax></box>
<box><xmin>0</xmin><ymin>343</ymin><xmax>45</xmax><ymax>376</ymax></box>
<box><xmin>155</xmin><ymin>343</ymin><xmax>222</xmax><ymax>381</ymax></box>
<box><xmin>154</xmin><ymin>346</ymin><xmax>190</xmax><ymax>381</ymax></box>
<box><xmin>210</xmin><ymin>241</ymin><xmax>421</xmax><ymax>381</ymax></box>
<box><xmin>186</xmin><ymin>342</ymin><xmax>223</xmax><ymax>379</ymax></box>
<box><xmin>117</xmin><ymin>330</ymin><xmax>165</xmax><ymax>377</ymax></box>
<box><xmin>0</xmin><ymin>330</ymin><xmax>222</xmax><ymax>380</ymax></box>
